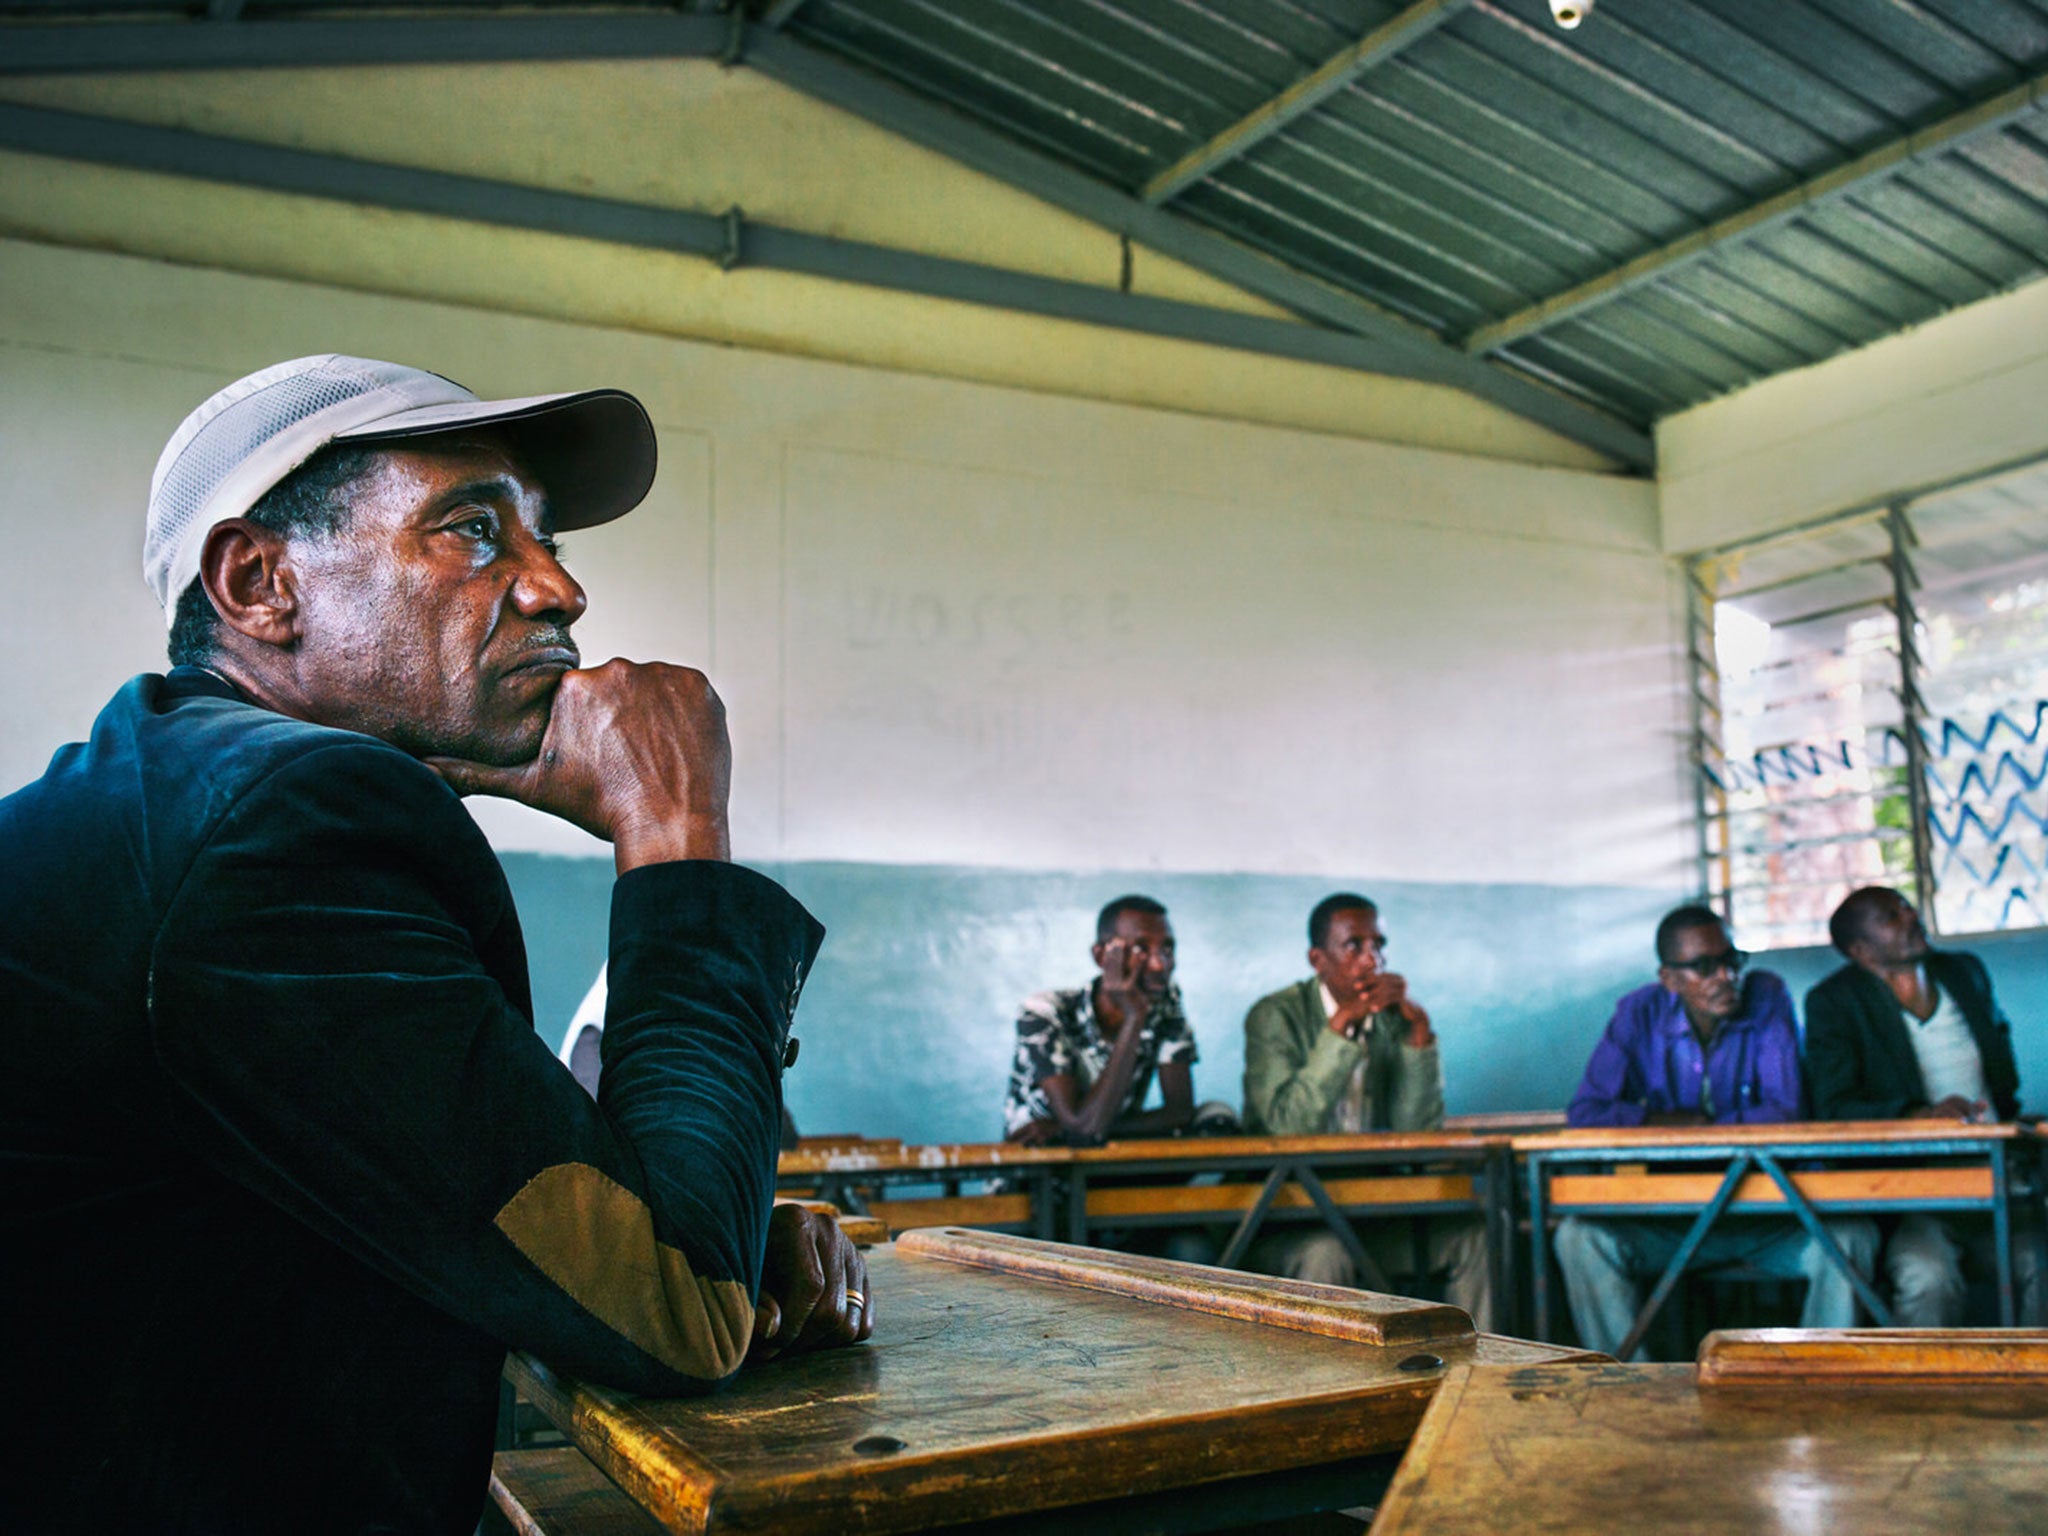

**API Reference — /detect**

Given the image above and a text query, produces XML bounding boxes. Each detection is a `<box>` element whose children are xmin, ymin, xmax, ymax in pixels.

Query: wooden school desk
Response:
<box><xmin>776</xmin><ymin>1140</ymin><xmax>1069</xmax><ymax>1239</ymax></box>
<box><xmin>1368</xmin><ymin>1328</ymin><xmax>2048</xmax><ymax>1535</ymax></box>
<box><xmin>1517</xmin><ymin>1120</ymin><xmax>2041</xmax><ymax>1355</ymax></box>
<box><xmin>506</xmin><ymin>1227</ymin><xmax>1592</xmax><ymax>1535</ymax></box>
<box><xmin>1066</xmin><ymin>1131</ymin><xmax>1514</xmax><ymax>1319</ymax></box>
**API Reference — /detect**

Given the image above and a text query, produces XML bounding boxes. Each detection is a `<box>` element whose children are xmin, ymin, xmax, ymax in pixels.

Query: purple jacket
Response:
<box><xmin>1567</xmin><ymin>971</ymin><xmax>1803</xmax><ymax>1127</ymax></box>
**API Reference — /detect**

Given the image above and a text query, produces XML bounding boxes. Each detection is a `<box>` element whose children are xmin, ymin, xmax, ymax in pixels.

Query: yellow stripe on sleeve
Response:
<box><xmin>494</xmin><ymin>1162</ymin><xmax>754</xmax><ymax>1381</ymax></box>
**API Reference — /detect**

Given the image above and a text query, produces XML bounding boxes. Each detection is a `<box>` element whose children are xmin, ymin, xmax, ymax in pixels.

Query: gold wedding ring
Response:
<box><xmin>845</xmin><ymin>1290</ymin><xmax>866</xmax><ymax>1309</ymax></box>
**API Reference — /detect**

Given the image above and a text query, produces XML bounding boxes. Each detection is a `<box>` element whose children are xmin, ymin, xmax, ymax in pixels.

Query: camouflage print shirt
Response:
<box><xmin>1002</xmin><ymin>982</ymin><xmax>1198</xmax><ymax>1139</ymax></box>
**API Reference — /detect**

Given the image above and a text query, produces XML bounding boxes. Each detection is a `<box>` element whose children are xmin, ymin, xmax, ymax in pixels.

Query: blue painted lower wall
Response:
<box><xmin>499</xmin><ymin>855</ymin><xmax>2048</xmax><ymax>1142</ymax></box>
<box><xmin>503</xmin><ymin>855</ymin><xmax>1681</xmax><ymax>1143</ymax></box>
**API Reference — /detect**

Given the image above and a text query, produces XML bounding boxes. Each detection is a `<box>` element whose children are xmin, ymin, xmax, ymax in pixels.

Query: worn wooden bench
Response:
<box><xmin>486</xmin><ymin>1446</ymin><xmax>661</xmax><ymax>1536</ymax></box>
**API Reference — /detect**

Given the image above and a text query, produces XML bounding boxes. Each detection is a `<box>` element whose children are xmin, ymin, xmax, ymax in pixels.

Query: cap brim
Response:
<box><xmin>335</xmin><ymin>388</ymin><xmax>657</xmax><ymax>531</ymax></box>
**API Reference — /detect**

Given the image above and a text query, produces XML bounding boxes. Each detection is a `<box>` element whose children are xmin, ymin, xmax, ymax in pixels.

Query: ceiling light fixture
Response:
<box><xmin>1549</xmin><ymin>0</ymin><xmax>1593</xmax><ymax>28</ymax></box>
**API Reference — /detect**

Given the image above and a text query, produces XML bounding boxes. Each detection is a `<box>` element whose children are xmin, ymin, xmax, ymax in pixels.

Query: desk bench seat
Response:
<box><xmin>1086</xmin><ymin>1172</ymin><xmax>1475</xmax><ymax>1220</ymax></box>
<box><xmin>488</xmin><ymin>1448</ymin><xmax>662</xmax><ymax>1536</ymax></box>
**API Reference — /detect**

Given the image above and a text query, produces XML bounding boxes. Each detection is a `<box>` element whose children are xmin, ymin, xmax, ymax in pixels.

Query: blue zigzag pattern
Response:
<box><xmin>1708</xmin><ymin>704</ymin><xmax>2048</xmax><ymax>909</ymax></box>
<box><xmin>1706</xmin><ymin>705</ymin><xmax>2048</xmax><ymax>793</ymax></box>
<box><xmin>1928</xmin><ymin>702</ymin><xmax>2048</xmax><ymax>755</ymax></box>
<box><xmin>1924</xmin><ymin>746</ymin><xmax>2048</xmax><ymax>802</ymax></box>
<box><xmin>1938</xmin><ymin>842</ymin><xmax>2048</xmax><ymax>886</ymax></box>
<box><xmin>1928</xmin><ymin>799</ymin><xmax>2048</xmax><ymax>849</ymax></box>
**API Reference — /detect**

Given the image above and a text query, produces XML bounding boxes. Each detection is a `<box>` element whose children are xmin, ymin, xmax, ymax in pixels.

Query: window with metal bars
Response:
<box><xmin>1689</xmin><ymin>456</ymin><xmax>2048</xmax><ymax>950</ymax></box>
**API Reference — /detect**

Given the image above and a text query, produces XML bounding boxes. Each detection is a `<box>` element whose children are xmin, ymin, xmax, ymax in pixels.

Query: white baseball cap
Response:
<box><xmin>144</xmin><ymin>354</ymin><xmax>657</xmax><ymax>622</ymax></box>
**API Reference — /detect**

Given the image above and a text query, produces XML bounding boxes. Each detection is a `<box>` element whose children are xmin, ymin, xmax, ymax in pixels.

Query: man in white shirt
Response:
<box><xmin>1806</xmin><ymin>886</ymin><xmax>2044</xmax><ymax>1325</ymax></box>
<box><xmin>561</xmin><ymin>964</ymin><xmax>801</xmax><ymax>1148</ymax></box>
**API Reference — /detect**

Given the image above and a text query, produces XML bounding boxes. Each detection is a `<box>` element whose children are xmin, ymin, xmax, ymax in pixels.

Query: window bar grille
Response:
<box><xmin>1886</xmin><ymin>501</ymin><xmax>1937</xmax><ymax>931</ymax></box>
<box><xmin>1685</xmin><ymin>560</ymin><xmax>1730</xmax><ymax>918</ymax></box>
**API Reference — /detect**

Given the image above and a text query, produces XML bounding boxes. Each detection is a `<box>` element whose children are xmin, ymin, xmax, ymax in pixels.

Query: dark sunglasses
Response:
<box><xmin>1665</xmin><ymin>949</ymin><xmax>1748</xmax><ymax>978</ymax></box>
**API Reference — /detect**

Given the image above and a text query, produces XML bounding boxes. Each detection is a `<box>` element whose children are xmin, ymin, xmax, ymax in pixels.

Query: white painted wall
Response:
<box><xmin>1659</xmin><ymin>276</ymin><xmax>2048</xmax><ymax>554</ymax></box>
<box><xmin>1</xmin><ymin>237</ymin><xmax>1688</xmax><ymax>894</ymax></box>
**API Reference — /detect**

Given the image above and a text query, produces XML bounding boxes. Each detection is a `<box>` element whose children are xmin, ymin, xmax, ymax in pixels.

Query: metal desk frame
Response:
<box><xmin>1524</xmin><ymin>1128</ymin><xmax>2032</xmax><ymax>1357</ymax></box>
<box><xmin>1066</xmin><ymin>1139</ymin><xmax>1515</xmax><ymax>1317</ymax></box>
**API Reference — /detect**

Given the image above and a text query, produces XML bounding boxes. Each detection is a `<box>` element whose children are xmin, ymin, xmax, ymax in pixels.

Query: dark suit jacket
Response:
<box><xmin>1805</xmin><ymin>949</ymin><xmax>2020</xmax><ymax>1121</ymax></box>
<box><xmin>1</xmin><ymin>669</ymin><xmax>823</xmax><ymax>1534</ymax></box>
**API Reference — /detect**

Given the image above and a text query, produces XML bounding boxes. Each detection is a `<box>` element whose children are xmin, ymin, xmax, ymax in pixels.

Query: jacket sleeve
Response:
<box><xmin>1744</xmin><ymin>973</ymin><xmax>1804</xmax><ymax>1123</ymax></box>
<box><xmin>1954</xmin><ymin>952</ymin><xmax>2023</xmax><ymax>1120</ymax></box>
<box><xmin>146</xmin><ymin>740</ymin><xmax>822</xmax><ymax>1397</ymax></box>
<box><xmin>1567</xmin><ymin>1002</ymin><xmax>1648</xmax><ymax>1128</ymax></box>
<box><xmin>1804</xmin><ymin>974</ymin><xmax>1916</xmax><ymax>1121</ymax></box>
<box><xmin>1378</xmin><ymin>1026</ymin><xmax>1445</xmax><ymax>1132</ymax></box>
<box><xmin>1243</xmin><ymin>990</ymin><xmax>1363</xmax><ymax>1136</ymax></box>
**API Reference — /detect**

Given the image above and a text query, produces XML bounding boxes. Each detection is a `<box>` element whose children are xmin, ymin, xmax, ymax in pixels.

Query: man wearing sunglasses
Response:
<box><xmin>1807</xmin><ymin>885</ymin><xmax>2044</xmax><ymax>1325</ymax></box>
<box><xmin>1553</xmin><ymin>905</ymin><xmax>1877</xmax><ymax>1358</ymax></box>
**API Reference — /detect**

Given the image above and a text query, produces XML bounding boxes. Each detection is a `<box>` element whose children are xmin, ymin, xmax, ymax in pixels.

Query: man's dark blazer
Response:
<box><xmin>1805</xmin><ymin>949</ymin><xmax>2020</xmax><ymax>1121</ymax></box>
<box><xmin>1</xmin><ymin>668</ymin><xmax>822</xmax><ymax>1534</ymax></box>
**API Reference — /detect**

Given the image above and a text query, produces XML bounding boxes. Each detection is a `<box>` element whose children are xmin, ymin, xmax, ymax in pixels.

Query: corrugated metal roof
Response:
<box><xmin>768</xmin><ymin>0</ymin><xmax>2048</xmax><ymax>421</ymax></box>
<box><xmin>6</xmin><ymin>0</ymin><xmax>2046</xmax><ymax>447</ymax></box>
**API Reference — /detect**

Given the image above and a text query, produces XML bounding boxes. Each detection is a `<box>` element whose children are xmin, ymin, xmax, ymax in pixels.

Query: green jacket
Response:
<box><xmin>1242</xmin><ymin>978</ymin><xmax>1444</xmax><ymax>1135</ymax></box>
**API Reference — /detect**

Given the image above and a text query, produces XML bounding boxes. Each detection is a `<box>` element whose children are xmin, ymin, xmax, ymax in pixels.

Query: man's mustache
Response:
<box><xmin>505</xmin><ymin>630</ymin><xmax>581</xmax><ymax>668</ymax></box>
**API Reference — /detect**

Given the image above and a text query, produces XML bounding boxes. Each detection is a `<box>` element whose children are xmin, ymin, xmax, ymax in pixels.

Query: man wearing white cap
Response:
<box><xmin>0</xmin><ymin>356</ymin><xmax>866</xmax><ymax>1534</ymax></box>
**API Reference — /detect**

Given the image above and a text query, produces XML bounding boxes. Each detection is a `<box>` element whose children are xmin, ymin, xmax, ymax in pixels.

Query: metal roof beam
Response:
<box><xmin>0</xmin><ymin>13</ymin><xmax>727</xmax><ymax>73</ymax></box>
<box><xmin>0</xmin><ymin>100</ymin><xmax>1614</xmax><ymax>399</ymax></box>
<box><xmin>0</xmin><ymin>10</ymin><xmax>1649</xmax><ymax>465</ymax></box>
<box><xmin>740</xmin><ymin>29</ymin><xmax>1650</xmax><ymax>468</ymax></box>
<box><xmin>1140</xmin><ymin>0</ymin><xmax>1473</xmax><ymax>206</ymax></box>
<box><xmin>1464</xmin><ymin>69</ymin><xmax>2048</xmax><ymax>357</ymax></box>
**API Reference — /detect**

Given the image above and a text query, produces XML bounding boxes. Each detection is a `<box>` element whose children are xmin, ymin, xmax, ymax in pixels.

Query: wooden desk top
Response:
<box><xmin>511</xmin><ymin>1230</ymin><xmax>1589</xmax><ymax>1536</ymax></box>
<box><xmin>1512</xmin><ymin>1118</ymin><xmax>2031</xmax><ymax>1152</ymax></box>
<box><xmin>1369</xmin><ymin>1329</ymin><xmax>2048</xmax><ymax>1535</ymax></box>
<box><xmin>778</xmin><ymin>1130</ymin><xmax>1504</xmax><ymax>1177</ymax></box>
<box><xmin>1441</xmin><ymin>1109</ymin><xmax>1568</xmax><ymax>1133</ymax></box>
<box><xmin>776</xmin><ymin>1141</ymin><xmax>1071</xmax><ymax>1175</ymax></box>
<box><xmin>1069</xmin><ymin>1130</ymin><xmax>1502</xmax><ymax>1163</ymax></box>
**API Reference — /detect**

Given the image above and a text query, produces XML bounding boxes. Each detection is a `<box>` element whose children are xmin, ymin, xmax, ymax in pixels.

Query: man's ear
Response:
<box><xmin>199</xmin><ymin>519</ymin><xmax>299</xmax><ymax>646</ymax></box>
<box><xmin>1089</xmin><ymin>940</ymin><xmax>1108</xmax><ymax>970</ymax></box>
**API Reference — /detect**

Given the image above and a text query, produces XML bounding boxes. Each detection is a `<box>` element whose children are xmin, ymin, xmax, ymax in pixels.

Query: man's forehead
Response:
<box><xmin>372</xmin><ymin>437</ymin><xmax>554</xmax><ymax>522</ymax></box>
<box><xmin>1664</xmin><ymin>920</ymin><xmax>1728</xmax><ymax>960</ymax></box>
<box><xmin>1848</xmin><ymin>890</ymin><xmax>1911</xmax><ymax>936</ymax></box>
<box><xmin>1328</xmin><ymin>906</ymin><xmax>1381</xmax><ymax>937</ymax></box>
<box><xmin>1110</xmin><ymin>911</ymin><xmax>1172</xmax><ymax>940</ymax></box>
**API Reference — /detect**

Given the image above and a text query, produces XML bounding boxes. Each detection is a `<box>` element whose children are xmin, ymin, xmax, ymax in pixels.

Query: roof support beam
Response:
<box><xmin>0</xmin><ymin>10</ymin><xmax>1650</xmax><ymax>465</ymax></box>
<box><xmin>0</xmin><ymin>101</ymin><xmax>1596</xmax><ymax>397</ymax></box>
<box><xmin>1141</xmin><ymin>0</ymin><xmax>1473</xmax><ymax>206</ymax></box>
<box><xmin>0</xmin><ymin>13</ymin><xmax>726</xmax><ymax>73</ymax></box>
<box><xmin>741</xmin><ymin>29</ymin><xmax>1650</xmax><ymax>467</ymax></box>
<box><xmin>1463</xmin><ymin>68</ymin><xmax>2048</xmax><ymax>357</ymax></box>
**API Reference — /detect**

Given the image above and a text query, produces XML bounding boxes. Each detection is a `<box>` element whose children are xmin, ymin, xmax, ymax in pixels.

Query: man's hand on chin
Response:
<box><xmin>424</xmin><ymin>660</ymin><xmax>732</xmax><ymax>871</ymax></box>
<box><xmin>750</xmin><ymin>1204</ymin><xmax>873</xmax><ymax>1362</ymax></box>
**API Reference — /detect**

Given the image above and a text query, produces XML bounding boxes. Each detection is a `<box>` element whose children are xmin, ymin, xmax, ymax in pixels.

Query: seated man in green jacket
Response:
<box><xmin>1241</xmin><ymin>893</ymin><xmax>1492</xmax><ymax>1328</ymax></box>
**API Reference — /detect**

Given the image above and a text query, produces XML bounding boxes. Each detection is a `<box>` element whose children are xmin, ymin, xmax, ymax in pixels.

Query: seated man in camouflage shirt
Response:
<box><xmin>1003</xmin><ymin>895</ymin><xmax>1199</xmax><ymax>1147</ymax></box>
